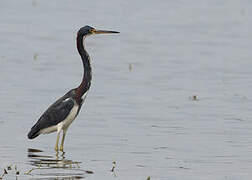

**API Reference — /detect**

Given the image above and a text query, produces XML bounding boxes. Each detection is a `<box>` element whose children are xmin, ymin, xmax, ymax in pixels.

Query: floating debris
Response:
<box><xmin>111</xmin><ymin>161</ymin><xmax>117</xmax><ymax>176</ymax></box>
<box><xmin>24</xmin><ymin>168</ymin><xmax>36</xmax><ymax>175</ymax></box>
<box><xmin>7</xmin><ymin>165</ymin><xmax>12</xmax><ymax>170</ymax></box>
<box><xmin>1</xmin><ymin>168</ymin><xmax>8</xmax><ymax>178</ymax></box>
<box><xmin>33</xmin><ymin>53</ymin><xmax>38</xmax><ymax>60</ymax></box>
<box><xmin>111</xmin><ymin>161</ymin><xmax>116</xmax><ymax>172</ymax></box>
<box><xmin>240</xmin><ymin>8</ymin><xmax>245</xmax><ymax>16</ymax></box>
<box><xmin>189</xmin><ymin>95</ymin><xmax>199</xmax><ymax>101</ymax></box>
<box><xmin>0</xmin><ymin>164</ymin><xmax>21</xmax><ymax>178</ymax></box>
<box><xmin>32</xmin><ymin>0</ymin><xmax>37</xmax><ymax>7</ymax></box>
<box><xmin>128</xmin><ymin>63</ymin><xmax>133</xmax><ymax>71</ymax></box>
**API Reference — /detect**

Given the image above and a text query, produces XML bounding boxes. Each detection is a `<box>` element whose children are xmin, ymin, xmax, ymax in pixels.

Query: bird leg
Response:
<box><xmin>60</xmin><ymin>128</ymin><xmax>68</xmax><ymax>152</ymax></box>
<box><xmin>55</xmin><ymin>131</ymin><xmax>60</xmax><ymax>151</ymax></box>
<box><xmin>55</xmin><ymin>124</ymin><xmax>63</xmax><ymax>151</ymax></box>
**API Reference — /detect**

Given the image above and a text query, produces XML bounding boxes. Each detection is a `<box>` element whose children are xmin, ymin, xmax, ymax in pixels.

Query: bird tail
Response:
<box><xmin>27</xmin><ymin>127</ymin><xmax>40</xmax><ymax>139</ymax></box>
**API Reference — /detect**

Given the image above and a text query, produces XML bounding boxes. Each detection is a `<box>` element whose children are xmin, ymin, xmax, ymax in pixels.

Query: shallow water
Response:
<box><xmin>1</xmin><ymin>0</ymin><xmax>252</xmax><ymax>179</ymax></box>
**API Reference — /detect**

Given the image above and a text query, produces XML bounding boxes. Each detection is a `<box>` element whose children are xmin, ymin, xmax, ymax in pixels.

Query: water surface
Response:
<box><xmin>1</xmin><ymin>0</ymin><xmax>252</xmax><ymax>179</ymax></box>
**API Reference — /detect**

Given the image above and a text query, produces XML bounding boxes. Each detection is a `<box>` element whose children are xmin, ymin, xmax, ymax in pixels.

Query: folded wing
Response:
<box><xmin>28</xmin><ymin>98</ymin><xmax>75</xmax><ymax>139</ymax></box>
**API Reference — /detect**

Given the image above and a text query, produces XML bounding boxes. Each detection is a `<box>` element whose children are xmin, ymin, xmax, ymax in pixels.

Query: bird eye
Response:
<box><xmin>90</xmin><ymin>29</ymin><xmax>95</xmax><ymax>33</ymax></box>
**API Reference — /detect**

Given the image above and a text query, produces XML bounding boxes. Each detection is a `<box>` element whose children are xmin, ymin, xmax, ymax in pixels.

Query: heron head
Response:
<box><xmin>78</xmin><ymin>25</ymin><xmax>119</xmax><ymax>37</ymax></box>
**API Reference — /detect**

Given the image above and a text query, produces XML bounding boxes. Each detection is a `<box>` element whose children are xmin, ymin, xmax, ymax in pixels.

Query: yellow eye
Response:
<box><xmin>90</xmin><ymin>29</ymin><xmax>96</xmax><ymax>34</ymax></box>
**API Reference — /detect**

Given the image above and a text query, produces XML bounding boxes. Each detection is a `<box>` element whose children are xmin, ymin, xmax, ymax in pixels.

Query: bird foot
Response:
<box><xmin>60</xmin><ymin>145</ymin><xmax>64</xmax><ymax>152</ymax></box>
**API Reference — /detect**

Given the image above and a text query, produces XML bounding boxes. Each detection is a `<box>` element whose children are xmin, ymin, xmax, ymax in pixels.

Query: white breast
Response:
<box><xmin>61</xmin><ymin>104</ymin><xmax>79</xmax><ymax>130</ymax></box>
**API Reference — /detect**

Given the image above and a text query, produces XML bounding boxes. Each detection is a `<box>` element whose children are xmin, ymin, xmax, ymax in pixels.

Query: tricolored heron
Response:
<box><xmin>27</xmin><ymin>25</ymin><xmax>119</xmax><ymax>151</ymax></box>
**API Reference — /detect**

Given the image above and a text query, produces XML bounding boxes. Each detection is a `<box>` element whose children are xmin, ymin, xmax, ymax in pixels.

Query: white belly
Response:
<box><xmin>61</xmin><ymin>104</ymin><xmax>79</xmax><ymax>129</ymax></box>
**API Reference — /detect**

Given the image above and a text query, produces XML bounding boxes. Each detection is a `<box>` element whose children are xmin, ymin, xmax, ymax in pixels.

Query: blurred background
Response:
<box><xmin>1</xmin><ymin>0</ymin><xmax>252</xmax><ymax>179</ymax></box>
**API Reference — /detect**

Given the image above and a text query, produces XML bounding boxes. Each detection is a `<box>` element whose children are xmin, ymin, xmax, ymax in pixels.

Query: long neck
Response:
<box><xmin>75</xmin><ymin>34</ymin><xmax>92</xmax><ymax>99</ymax></box>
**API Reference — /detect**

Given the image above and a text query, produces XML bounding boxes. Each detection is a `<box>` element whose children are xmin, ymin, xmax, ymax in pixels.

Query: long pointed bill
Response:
<box><xmin>93</xmin><ymin>29</ymin><xmax>120</xmax><ymax>34</ymax></box>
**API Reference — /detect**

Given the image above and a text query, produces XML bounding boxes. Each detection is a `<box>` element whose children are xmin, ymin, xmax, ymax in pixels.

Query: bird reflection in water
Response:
<box><xmin>27</xmin><ymin>148</ymin><xmax>93</xmax><ymax>179</ymax></box>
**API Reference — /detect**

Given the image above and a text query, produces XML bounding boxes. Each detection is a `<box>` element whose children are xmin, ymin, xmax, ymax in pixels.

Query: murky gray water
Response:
<box><xmin>1</xmin><ymin>0</ymin><xmax>252</xmax><ymax>179</ymax></box>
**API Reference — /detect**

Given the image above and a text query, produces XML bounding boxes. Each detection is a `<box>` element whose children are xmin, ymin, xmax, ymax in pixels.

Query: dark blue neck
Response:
<box><xmin>75</xmin><ymin>34</ymin><xmax>92</xmax><ymax>99</ymax></box>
